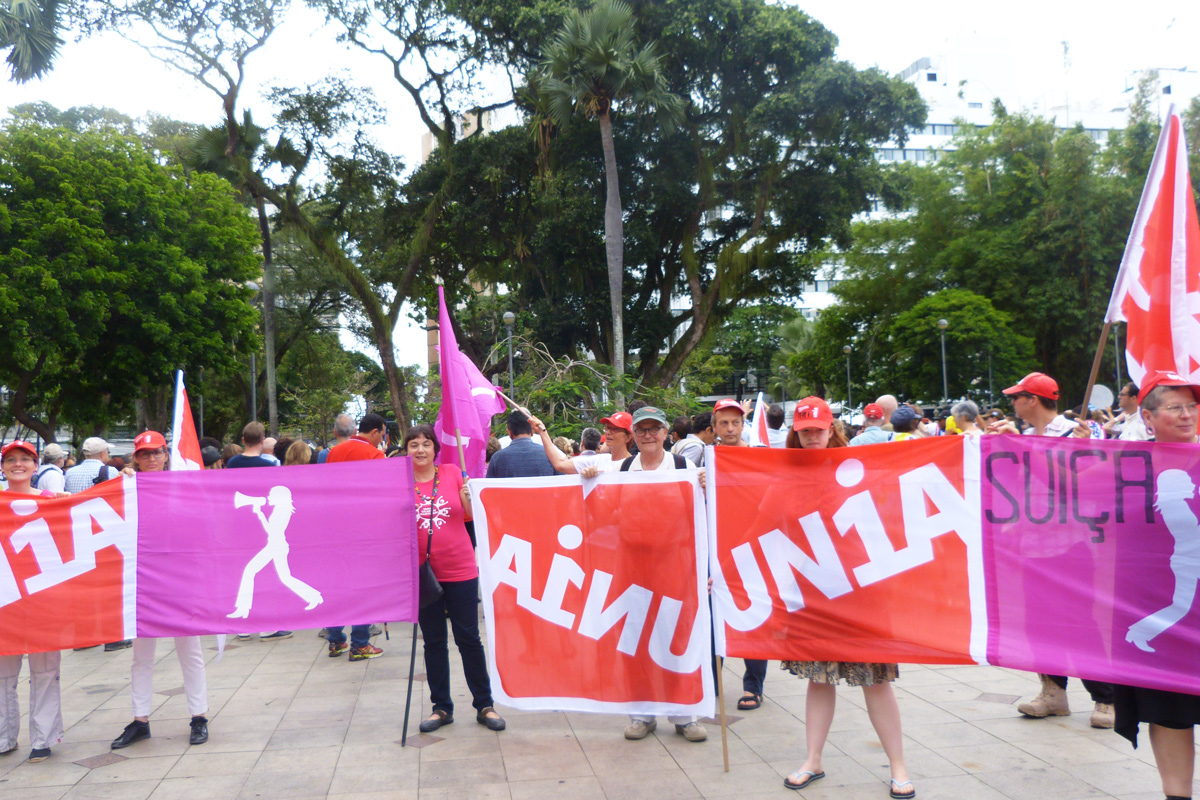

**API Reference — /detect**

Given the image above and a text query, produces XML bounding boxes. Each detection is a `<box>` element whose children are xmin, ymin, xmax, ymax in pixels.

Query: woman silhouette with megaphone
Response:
<box><xmin>228</xmin><ymin>486</ymin><xmax>323</xmax><ymax>618</ymax></box>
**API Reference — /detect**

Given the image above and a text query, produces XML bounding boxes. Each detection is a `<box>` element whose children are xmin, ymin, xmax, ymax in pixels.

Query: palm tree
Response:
<box><xmin>539</xmin><ymin>0</ymin><xmax>681</xmax><ymax>393</ymax></box>
<box><xmin>771</xmin><ymin>316</ymin><xmax>816</xmax><ymax>399</ymax></box>
<box><xmin>1</xmin><ymin>0</ymin><xmax>62</xmax><ymax>82</ymax></box>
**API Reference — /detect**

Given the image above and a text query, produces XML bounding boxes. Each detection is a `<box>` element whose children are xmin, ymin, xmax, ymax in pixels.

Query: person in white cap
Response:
<box><xmin>32</xmin><ymin>444</ymin><xmax>67</xmax><ymax>493</ymax></box>
<box><xmin>0</xmin><ymin>441</ymin><xmax>65</xmax><ymax>763</ymax></box>
<box><xmin>63</xmin><ymin>437</ymin><xmax>120</xmax><ymax>494</ymax></box>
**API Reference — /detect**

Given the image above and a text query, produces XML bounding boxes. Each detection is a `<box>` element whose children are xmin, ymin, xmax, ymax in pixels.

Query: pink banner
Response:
<box><xmin>135</xmin><ymin>458</ymin><xmax>419</xmax><ymax>637</ymax></box>
<box><xmin>982</xmin><ymin>436</ymin><xmax>1200</xmax><ymax>694</ymax></box>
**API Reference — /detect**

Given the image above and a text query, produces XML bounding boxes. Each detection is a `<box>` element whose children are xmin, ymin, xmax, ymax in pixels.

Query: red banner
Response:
<box><xmin>472</xmin><ymin>472</ymin><xmax>714</xmax><ymax>716</ymax></box>
<box><xmin>0</xmin><ymin>478</ymin><xmax>136</xmax><ymax>652</ymax></box>
<box><xmin>709</xmin><ymin>438</ymin><xmax>985</xmax><ymax>664</ymax></box>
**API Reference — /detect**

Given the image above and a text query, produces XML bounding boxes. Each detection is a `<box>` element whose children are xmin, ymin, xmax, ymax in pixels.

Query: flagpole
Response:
<box><xmin>400</xmin><ymin>622</ymin><xmax>420</xmax><ymax>747</ymax></box>
<box><xmin>717</xmin><ymin>656</ymin><xmax>729</xmax><ymax>772</ymax></box>
<box><xmin>1080</xmin><ymin>321</ymin><xmax>1113</xmax><ymax>419</ymax></box>
<box><xmin>454</xmin><ymin>428</ymin><xmax>468</xmax><ymax>474</ymax></box>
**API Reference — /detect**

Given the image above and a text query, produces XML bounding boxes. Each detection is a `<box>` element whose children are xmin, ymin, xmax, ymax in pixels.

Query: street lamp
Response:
<box><xmin>937</xmin><ymin>318</ymin><xmax>949</xmax><ymax>404</ymax></box>
<box><xmin>778</xmin><ymin>365</ymin><xmax>789</xmax><ymax>405</ymax></box>
<box><xmin>843</xmin><ymin>345</ymin><xmax>852</xmax><ymax>409</ymax></box>
<box><xmin>502</xmin><ymin>311</ymin><xmax>515</xmax><ymax>397</ymax></box>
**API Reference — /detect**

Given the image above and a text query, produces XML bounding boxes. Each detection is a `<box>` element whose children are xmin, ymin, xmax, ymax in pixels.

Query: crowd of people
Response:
<box><xmin>1</xmin><ymin>369</ymin><xmax>1195</xmax><ymax>800</ymax></box>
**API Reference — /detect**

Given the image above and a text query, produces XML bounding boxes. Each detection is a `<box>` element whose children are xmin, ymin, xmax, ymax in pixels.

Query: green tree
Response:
<box><xmin>810</xmin><ymin>103</ymin><xmax>1149</xmax><ymax>405</ymax></box>
<box><xmin>0</xmin><ymin>117</ymin><xmax>262</xmax><ymax>440</ymax></box>
<box><xmin>888</xmin><ymin>289</ymin><xmax>1034</xmax><ymax>404</ymax></box>
<box><xmin>539</xmin><ymin>0</ymin><xmax>682</xmax><ymax>388</ymax></box>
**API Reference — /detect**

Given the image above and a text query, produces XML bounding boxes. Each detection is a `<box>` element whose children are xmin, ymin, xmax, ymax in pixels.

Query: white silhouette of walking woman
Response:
<box><xmin>1127</xmin><ymin>469</ymin><xmax>1200</xmax><ymax>652</ymax></box>
<box><xmin>228</xmin><ymin>486</ymin><xmax>323</xmax><ymax>618</ymax></box>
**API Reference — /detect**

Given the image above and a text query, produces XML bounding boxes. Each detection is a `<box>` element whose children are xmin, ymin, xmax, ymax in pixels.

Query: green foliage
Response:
<box><xmin>889</xmin><ymin>289</ymin><xmax>1034</xmax><ymax>403</ymax></box>
<box><xmin>808</xmin><ymin>105</ymin><xmax>1155</xmax><ymax>406</ymax></box>
<box><xmin>0</xmin><ymin>115</ymin><xmax>262</xmax><ymax>440</ymax></box>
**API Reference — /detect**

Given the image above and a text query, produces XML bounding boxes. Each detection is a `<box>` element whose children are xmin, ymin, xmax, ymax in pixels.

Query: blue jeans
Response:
<box><xmin>327</xmin><ymin>625</ymin><xmax>371</xmax><ymax>649</ymax></box>
<box><xmin>418</xmin><ymin>577</ymin><xmax>493</xmax><ymax>715</ymax></box>
<box><xmin>743</xmin><ymin>659</ymin><xmax>768</xmax><ymax>695</ymax></box>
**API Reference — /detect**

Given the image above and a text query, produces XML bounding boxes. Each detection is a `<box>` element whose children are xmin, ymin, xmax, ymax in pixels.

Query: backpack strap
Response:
<box><xmin>672</xmin><ymin>454</ymin><xmax>688</xmax><ymax>469</ymax></box>
<box><xmin>619</xmin><ymin>456</ymin><xmax>634</xmax><ymax>472</ymax></box>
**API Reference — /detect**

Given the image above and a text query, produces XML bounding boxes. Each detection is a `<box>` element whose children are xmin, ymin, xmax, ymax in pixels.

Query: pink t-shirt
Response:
<box><xmin>415</xmin><ymin>464</ymin><xmax>478</xmax><ymax>582</ymax></box>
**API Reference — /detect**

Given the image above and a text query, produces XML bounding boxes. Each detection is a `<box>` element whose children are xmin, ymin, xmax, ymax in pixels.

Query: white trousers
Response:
<box><xmin>0</xmin><ymin>652</ymin><xmax>63</xmax><ymax>750</ymax></box>
<box><xmin>131</xmin><ymin>637</ymin><xmax>208</xmax><ymax>718</ymax></box>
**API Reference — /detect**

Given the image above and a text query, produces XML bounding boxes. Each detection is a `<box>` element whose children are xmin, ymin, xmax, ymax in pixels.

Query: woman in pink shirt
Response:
<box><xmin>406</xmin><ymin>425</ymin><xmax>506</xmax><ymax>734</ymax></box>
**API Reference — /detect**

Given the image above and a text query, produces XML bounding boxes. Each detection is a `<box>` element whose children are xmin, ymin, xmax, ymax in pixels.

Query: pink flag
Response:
<box><xmin>434</xmin><ymin>287</ymin><xmax>507</xmax><ymax>478</ymax></box>
<box><xmin>746</xmin><ymin>392</ymin><xmax>770</xmax><ymax>447</ymax></box>
<box><xmin>1104</xmin><ymin>106</ymin><xmax>1200</xmax><ymax>386</ymax></box>
<box><xmin>170</xmin><ymin>370</ymin><xmax>203</xmax><ymax>472</ymax></box>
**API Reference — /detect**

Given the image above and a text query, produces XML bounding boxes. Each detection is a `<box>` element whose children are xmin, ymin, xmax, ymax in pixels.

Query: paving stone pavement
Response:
<box><xmin>0</xmin><ymin>626</ymin><xmax>1193</xmax><ymax>800</ymax></box>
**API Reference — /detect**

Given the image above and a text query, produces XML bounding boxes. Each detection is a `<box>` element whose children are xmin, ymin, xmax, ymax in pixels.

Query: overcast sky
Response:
<box><xmin>2</xmin><ymin>1</ymin><xmax>1196</xmax><ymax>370</ymax></box>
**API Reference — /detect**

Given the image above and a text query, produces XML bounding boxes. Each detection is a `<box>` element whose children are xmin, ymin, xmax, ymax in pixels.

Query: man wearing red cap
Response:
<box><xmin>990</xmin><ymin>374</ymin><xmax>1113</xmax><ymax>727</ymax></box>
<box><xmin>112</xmin><ymin>431</ymin><xmax>210</xmax><ymax>750</ymax></box>
<box><xmin>1112</xmin><ymin>371</ymin><xmax>1200</xmax><ymax>800</ymax></box>
<box><xmin>708</xmin><ymin>399</ymin><xmax>771</xmax><ymax>711</ymax></box>
<box><xmin>849</xmin><ymin>403</ymin><xmax>892</xmax><ymax>446</ymax></box>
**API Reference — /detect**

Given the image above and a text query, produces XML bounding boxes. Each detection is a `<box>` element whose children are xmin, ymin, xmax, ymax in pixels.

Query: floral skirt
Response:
<box><xmin>780</xmin><ymin>660</ymin><xmax>898</xmax><ymax>687</ymax></box>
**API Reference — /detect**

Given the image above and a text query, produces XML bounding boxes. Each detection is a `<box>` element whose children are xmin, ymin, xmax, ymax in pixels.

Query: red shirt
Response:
<box><xmin>325</xmin><ymin>435</ymin><xmax>385</xmax><ymax>463</ymax></box>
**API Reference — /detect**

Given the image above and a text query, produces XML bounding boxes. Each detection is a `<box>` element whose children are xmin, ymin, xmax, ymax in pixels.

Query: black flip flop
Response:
<box><xmin>737</xmin><ymin>693</ymin><xmax>763</xmax><ymax>711</ymax></box>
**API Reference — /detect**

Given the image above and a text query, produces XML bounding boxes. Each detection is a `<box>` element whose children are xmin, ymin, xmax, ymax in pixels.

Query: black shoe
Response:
<box><xmin>27</xmin><ymin>748</ymin><xmax>50</xmax><ymax>762</ymax></box>
<box><xmin>189</xmin><ymin>716</ymin><xmax>208</xmax><ymax>745</ymax></box>
<box><xmin>260</xmin><ymin>631</ymin><xmax>293</xmax><ymax>641</ymax></box>
<box><xmin>476</xmin><ymin>706</ymin><xmax>506</xmax><ymax>731</ymax></box>
<box><xmin>111</xmin><ymin>720</ymin><xmax>150</xmax><ymax>749</ymax></box>
<box><xmin>418</xmin><ymin>710</ymin><xmax>453</xmax><ymax>733</ymax></box>
<box><xmin>104</xmin><ymin>640</ymin><xmax>132</xmax><ymax>652</ymax></box>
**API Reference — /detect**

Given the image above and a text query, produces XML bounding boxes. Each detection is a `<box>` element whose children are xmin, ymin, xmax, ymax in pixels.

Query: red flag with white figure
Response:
<box><xmin>170</xmin><ymin>370</ymin><xmax>203</xmax><ymax>471</ymax></box>
<box><xmin>747</xmin><ymin>392</ymin><xmax>770</xmax><ymax>447</ymax></box>
<box><xmin>1105</xmin><ymin>106</ymin><xmax>1200</xmax><ymax>387</ymax></box>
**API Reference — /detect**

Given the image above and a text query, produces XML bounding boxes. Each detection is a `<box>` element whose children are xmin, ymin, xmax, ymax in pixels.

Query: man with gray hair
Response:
<box><xmin>576</xmin><ymin>427</ymin><xmax>602</xmax><ymax>456</ymax></box>
<box><xmin>950</xmin><ymin>400</ymin><xmax>983</xmax><ymax>436</ymax></box>
<box><xmin>64</xmin><ymin>437</ymin><xmax>120</xmax><ymax>494</ymax></box>
<box><xmin>317</xmin><ymin>413</ymin><xmax>357</xmax><ymax>464</ymax></box>
<box><xmin>33</xmin><ymin>444</ymin><xmax>67</xmax><ymax>493</ymax></box>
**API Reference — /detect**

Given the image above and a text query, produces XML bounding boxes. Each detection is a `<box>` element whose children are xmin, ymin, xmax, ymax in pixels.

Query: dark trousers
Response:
<box><xmin>418</xmin><ymin>577</ymin><xmax>493</xmax><ymax>715</ymax></box>
<box><xmin>743</xmin><ymin>659</ymin><xmax>768</xmax><ymax>695</ymax></box>
<box><xmin>1047</xmin><ymin>674</ymin><xmax>1113</xmax><ymax>704</ymax></box>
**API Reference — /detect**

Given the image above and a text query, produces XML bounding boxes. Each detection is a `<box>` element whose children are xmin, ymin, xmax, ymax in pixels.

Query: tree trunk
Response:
<box><xmin>10</xmin><ymin>356</ymin><xmax>55</xmax><ymax>442</ymax></box>
<box><xmin>598</xmin><ymin>110</ymin><xmax>625</xmax><ymax>405</ymax></box>
<box><xmin>256</xmin><ymin>196</ymin><xmax>279</xmax><ymax>437</ymax></box>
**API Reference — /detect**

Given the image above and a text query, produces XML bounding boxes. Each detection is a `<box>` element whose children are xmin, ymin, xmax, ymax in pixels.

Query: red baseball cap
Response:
<box><xmin>1</xmin><ymin>440</ymin><xmax>38</xmax><ymax>461</ymax></box>
<box><xmin>133</xmin><ymin>430</ymin><xmax>168</xmax><ymax>453</ymax></box>
<box><xmin>1003</xmin><ymin>372</ymin><xmax>1059</xmax><ymax>401</ymax></box>
<box><xmin>599</xmin><ymin>412</ymin><xmax>632</xmax><ymax>432</ymax></box>
<box><xmin>713</xmin><ymin>398</ymin><xmax>746</xmax><ymax>415</ymax></box>
<box><xmin>1137</xmin><ymin>371</ymin><xmax>1200</xmax><ymax>406</ymax></box>
<box><xmin>792</xmin><ymin>397</ymin><xmax>834</xmax><ymax>430</ymax></box>
<box><xmin>863</xmin><ymin>403</ymin><xmax>885</xmax><ymax>420</ymax></box>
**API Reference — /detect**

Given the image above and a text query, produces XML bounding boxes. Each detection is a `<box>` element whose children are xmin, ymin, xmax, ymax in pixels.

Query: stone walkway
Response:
<box><xmin>0</xmin><ymin>626</ymin><xmax>1189</xmax><ymax>799</ymax></box>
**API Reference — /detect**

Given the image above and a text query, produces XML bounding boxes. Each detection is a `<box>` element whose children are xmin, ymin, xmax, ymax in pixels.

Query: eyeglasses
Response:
<box><xmin>1159</xmin><ymin>402</ymin><xmax>1199</xmax><ymax>416</ymax></box>
<box><xmin>633</xmin><ymin>426</ymin><xmax>665</xmax><ymax>437</ymax></box>
<box><xmin>136</xmin><ymin>450</ymin><xmax>167</xmax><ymax>459</ymax></box>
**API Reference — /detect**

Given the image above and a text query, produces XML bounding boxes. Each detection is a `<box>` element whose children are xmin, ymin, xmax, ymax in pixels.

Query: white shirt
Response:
<box><xmin>1119</xmin><ymin>412</ymin><xmax>1151</xmax><ymax>441</ymax></box>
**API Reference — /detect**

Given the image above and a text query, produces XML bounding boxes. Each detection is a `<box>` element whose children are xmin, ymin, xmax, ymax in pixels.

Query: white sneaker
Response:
<box><xmin>623</xmin><ymin>718</ymin><xmax>657</xmax><ymax>740</ymax></box>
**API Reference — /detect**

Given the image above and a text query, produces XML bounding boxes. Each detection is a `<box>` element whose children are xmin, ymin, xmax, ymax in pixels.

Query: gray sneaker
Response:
<box><xmin>623</xmin><ymin>718</ymin><xmax>657</xmax><ymax>740</ymax></box>
<box><xmin>675</xmin><ymin>721</ymin><xmax>707</xmax><ymax>742</ymax></box>
<box><xmin>369</xmin><ymin>624</ymin><xmax>383</xmax><ymax>636</ymax></box>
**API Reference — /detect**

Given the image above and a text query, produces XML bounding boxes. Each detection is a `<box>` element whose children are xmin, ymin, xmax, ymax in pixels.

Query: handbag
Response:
<box><xmin>418</xmin><ymin>478</ymin><xmax>443</xmax><ymax>609</ymax></box>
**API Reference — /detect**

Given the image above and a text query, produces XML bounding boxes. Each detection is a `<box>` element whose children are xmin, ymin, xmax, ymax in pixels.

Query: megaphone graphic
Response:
<box><xmin>234</xmin><ymin>491</ymin><xmax>266</xmax><ymax>510</ymax></box>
